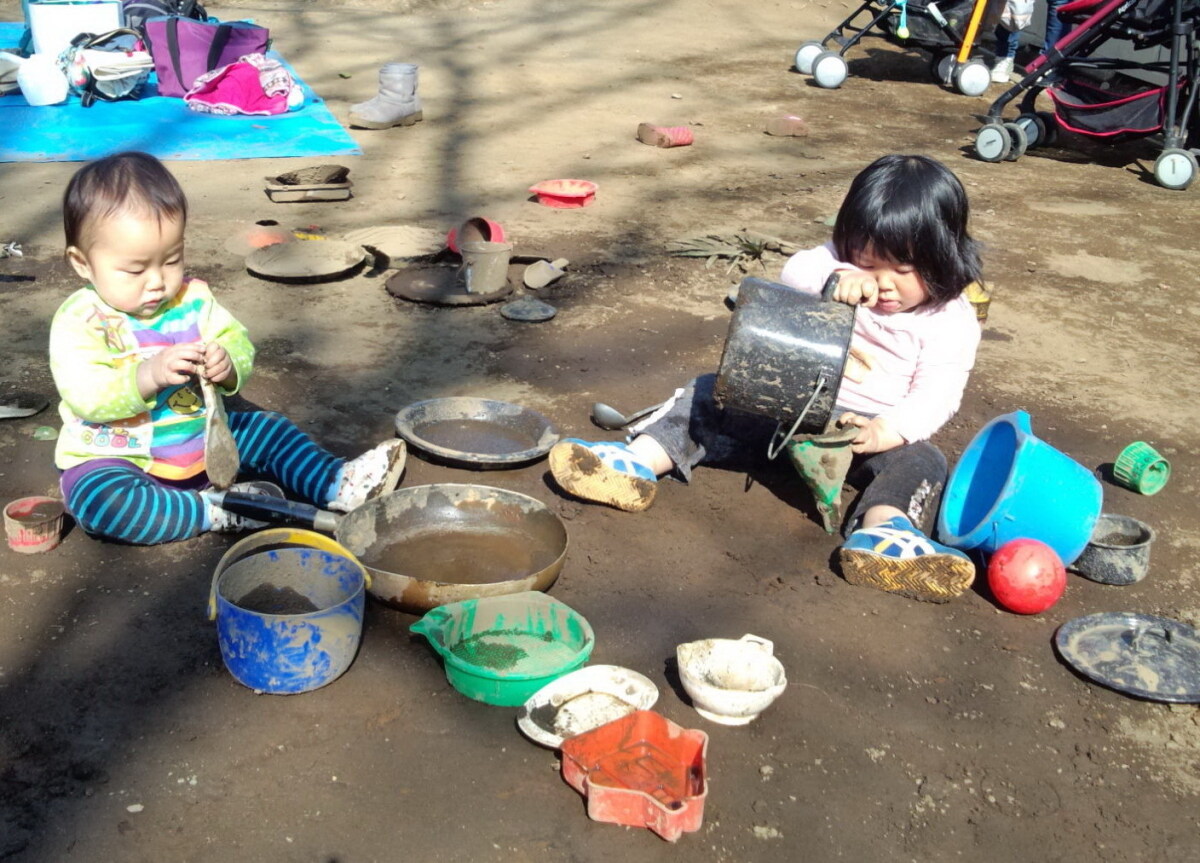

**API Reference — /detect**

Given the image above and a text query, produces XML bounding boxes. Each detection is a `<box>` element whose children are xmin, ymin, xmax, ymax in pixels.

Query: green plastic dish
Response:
<box><xmin>410</xmin><ymin>591</ymin><xmax>595</xmax><ymax>706</ymax></box>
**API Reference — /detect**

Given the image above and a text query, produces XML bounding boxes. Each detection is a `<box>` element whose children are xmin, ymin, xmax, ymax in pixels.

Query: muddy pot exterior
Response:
<box><xmin>714</xmin><ymin>276</ymin><xmax>853</xmax><ymax>433</ymax></box>
<box><xmin>1070</xmin><ymin>514</ymin><xmax>1155</xmax><ymax>585</ymax></box>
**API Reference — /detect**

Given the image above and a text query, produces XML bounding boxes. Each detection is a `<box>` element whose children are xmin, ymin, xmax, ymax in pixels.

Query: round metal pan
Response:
<box><xmin>335</xmin><ymin>483</ymin><xmax>568</xmax><ymax>614</ymax></box>
<box><xmin>394</xmin><ymin>397</ymin><xmax>560</xmax><ymax>469</ymax></box>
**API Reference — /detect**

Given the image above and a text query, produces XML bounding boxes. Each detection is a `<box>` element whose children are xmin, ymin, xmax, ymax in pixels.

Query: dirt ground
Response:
<box><xmin>2</xmin><ymin>0</ymin><xmax>1199</xmax><ymax>859</ymax></box>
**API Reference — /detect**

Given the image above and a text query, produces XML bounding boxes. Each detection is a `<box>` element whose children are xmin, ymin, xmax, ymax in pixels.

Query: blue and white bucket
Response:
<box><xmin>938</xmin><ymin>411</ymin><xmax>1103</xmax><ymax>565</ymax></box>
<box><xmin>208</xmin><ymin>529</ymin><xmax>368</xmax><ymax>694</ymax></box>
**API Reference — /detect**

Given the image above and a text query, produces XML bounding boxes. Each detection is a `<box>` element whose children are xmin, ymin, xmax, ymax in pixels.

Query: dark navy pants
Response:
<box><xmin>629</xmin><ymin>374</ymin><xmax>947</xmax><ymax>535</ymax></box>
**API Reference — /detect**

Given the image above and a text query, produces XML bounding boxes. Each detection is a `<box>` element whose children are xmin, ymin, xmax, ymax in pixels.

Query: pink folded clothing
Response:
<box><xmin>184</xmin><ymin>53</ymin><xmax>303</xmax><ymax>116</ymax></box>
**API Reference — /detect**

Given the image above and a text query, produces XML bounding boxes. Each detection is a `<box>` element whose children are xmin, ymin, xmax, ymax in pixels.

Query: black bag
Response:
<box><xmin>122</xmin><ymin>0</ymin><xmax>208</xmax><ymax>35</ymax></box>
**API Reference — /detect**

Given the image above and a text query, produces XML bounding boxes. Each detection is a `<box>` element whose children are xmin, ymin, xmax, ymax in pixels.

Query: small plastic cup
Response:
<box><xmin>4</xmin><ymin>496</ymin><xmax>66</xmax><ymax>554</ymax></box>
<box><xmin>1112</xmin><ymin>442</ymin><xmax>1170</xmax><ymax>495</ymax></box>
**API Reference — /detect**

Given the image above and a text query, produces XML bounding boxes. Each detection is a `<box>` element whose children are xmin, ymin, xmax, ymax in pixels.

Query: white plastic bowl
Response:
<box><xmin>676</xmin><ymin>634</ymin><xmax>787</xmax><ymax>725</ymax></box>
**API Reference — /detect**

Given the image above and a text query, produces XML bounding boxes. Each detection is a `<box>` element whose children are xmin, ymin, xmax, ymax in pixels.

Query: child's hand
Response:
<box><xmin>201</xmin><ymin>342</ymin><xmax>235</xmax><ymax>387</ymax></box>
<box><xmin>837</xmin><ymin>412</ymin><xmax>905</xmax><ymax>454</ymax></box>
<box><xmin>831</xmin><ymin>269</ymin><xmax>880</xmax><ymax>308</ymax></box>
<box><xmin>139</xmin><ymin>342</ymin><xmax>205</xmax><ymax>394</ymax></box>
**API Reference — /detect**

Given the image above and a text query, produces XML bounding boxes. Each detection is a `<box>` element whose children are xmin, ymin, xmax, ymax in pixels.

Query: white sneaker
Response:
<box><xmin>205</xmin><ymin>481</ymin><xmax>285</xmax><ymax>533</ymax></box>
<box><xmin>991</xmin><ymin>58</ymin><xmax>1014</xmax><ymax>83</ymax></box>
<box><xmin>328</xmin><ymin>439</ymin><xmax>407</xmax><ymax>513</ymax></box>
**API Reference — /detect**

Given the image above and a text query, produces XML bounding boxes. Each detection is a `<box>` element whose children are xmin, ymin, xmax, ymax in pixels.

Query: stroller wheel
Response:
<box><xmin>1036</xmin><ymin>111</ymin><xmax>1059</xmax><ymax>147</ymax></box>
<box><xmin>812</xmin><ymin>51</ymin><xmax>849</xmax><ymax>89</ymax></box>
<box><xmin>1153</xmin><ymin>148</ymin><xmax>1198</xmax><ymax>191</ymax></box>
<box><xmin>974</xmin><ymin>124</ymin><xmax>1012</xmax><ymax>163</ymax></box>
<box><xmin>795</xmin><ymin>41</ymin><xmax>825</xmax><ymax>75</ymax></box>
<box><xmin>1015</xmin><ymin>113</ymin><xmax>1046</xmax><ymax>149</ymax></box>
<box><xmin>931</xmin><ymin>53</ymin><xmax>955</xmax><ymax>86</ymax></box>
<box><xmin>1003</xmin><ymin>122</ymin><xmax>1029</xmax><ymax>161</ymax></box>
<box><xmin>954</xmin><ymin>60</ymin><xmax>991</xmax><ymax>98</ymax></box>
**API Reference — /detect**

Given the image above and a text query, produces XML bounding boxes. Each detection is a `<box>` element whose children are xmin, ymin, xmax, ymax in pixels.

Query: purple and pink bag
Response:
<box><xmin>143</xmin><ymin>16</ymin><xmax>269</xmax><ymax>98</ymax></box>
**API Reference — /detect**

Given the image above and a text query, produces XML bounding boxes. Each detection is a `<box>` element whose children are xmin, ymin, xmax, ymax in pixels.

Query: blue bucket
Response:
<box><xmin>209</xmin><ymin>529</ymin><xmax>368</xmax><ymax>694</ymax></box>
<box><xmin>937</xmin><ymin>411</ymin><xmax>1102</xmax><ymax>565</ymax></box>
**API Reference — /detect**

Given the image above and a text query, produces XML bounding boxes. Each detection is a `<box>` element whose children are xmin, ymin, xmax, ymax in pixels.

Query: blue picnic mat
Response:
<box><xmin>0</xmin><ymin>22</ymin><xmax>362</xmax><ymax>162</ymax></box>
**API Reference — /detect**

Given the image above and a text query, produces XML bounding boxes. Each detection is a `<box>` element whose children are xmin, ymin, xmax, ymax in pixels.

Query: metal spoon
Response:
<box><xmin>590</xmin><ymin>401</ymin><xmax>666</xmax><ymax>431</ymax></box>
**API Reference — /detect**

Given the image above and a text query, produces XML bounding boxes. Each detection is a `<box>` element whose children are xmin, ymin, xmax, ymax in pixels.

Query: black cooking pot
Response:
<box><xmin>714</xmin><ymin>275</ymin><xmax>855</xmax><ymax>457</ymax></box>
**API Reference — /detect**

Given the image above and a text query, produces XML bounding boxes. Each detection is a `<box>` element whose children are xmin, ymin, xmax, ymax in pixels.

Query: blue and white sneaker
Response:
<box><xmin>839</xmin><ymin>515</ymin><xmax>975</xmax><ymax>602</ymax></box>
<box><xmin>548</xmin><ymin>438</ymin><xmax>658</xmax><ymax>512</ymax></box>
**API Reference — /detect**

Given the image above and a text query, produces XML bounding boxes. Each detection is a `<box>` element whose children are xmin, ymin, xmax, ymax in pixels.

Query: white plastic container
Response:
<box><xmin>16</xmin><ymin>53</ymin><xmax>68</xmax><ymax>106</ymax></box>
<box><xmin>676</xmin><ymin>634</ymin><xmax>788</xmax><ymax>725</ymax></box>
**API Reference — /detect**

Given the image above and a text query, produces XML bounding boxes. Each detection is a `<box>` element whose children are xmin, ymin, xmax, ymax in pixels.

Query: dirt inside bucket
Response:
<box><xmin>236</xmin><ymin>583</ymin><xmax>320</xmax><ymax>615</ymax></box>
<box><xmin>7</xmin><ymin>500</ymin><xmax>63</xmax><ymax>523</ymax></box>
<box><xmin>1094</xmin><ymin>530</ymin><xmax>1143</xmax><ymax>547</ymax></box>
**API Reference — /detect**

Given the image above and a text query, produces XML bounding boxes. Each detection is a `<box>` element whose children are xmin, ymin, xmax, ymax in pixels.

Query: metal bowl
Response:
<box><xmin>394</xmin><ymin>397</ymin><xmax>560</xmax><ymax>469</ymax></box>
<box><xmin>334</xmin><ymin>483</ymin><xmax>568</xmax><ymax>614</ymax></box>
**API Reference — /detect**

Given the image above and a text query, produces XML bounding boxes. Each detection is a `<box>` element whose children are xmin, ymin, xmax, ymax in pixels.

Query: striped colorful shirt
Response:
<box><xmin>49</xmin><ymin>278</ymin><xmax>255</xmax><ymax>480</ymax></box>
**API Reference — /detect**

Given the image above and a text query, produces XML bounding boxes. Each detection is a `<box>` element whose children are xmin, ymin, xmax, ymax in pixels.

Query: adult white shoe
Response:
<box><xmin>991</xmin><ymin>58</ymin><xmax>1014</xmax><ymax>83</ymax></box>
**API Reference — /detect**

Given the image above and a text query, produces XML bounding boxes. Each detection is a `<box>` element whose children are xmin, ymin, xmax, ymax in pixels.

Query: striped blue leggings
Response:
<box><xmin>62</xmin><ymin>411</ymin><xmax>344</xmax><ymax>545</ymax></box>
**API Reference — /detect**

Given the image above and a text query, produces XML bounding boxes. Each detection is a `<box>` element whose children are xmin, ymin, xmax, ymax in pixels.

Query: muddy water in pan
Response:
<box><xmin>417</xmin><ymin>419</ymin><xmax>533</xmax><ymax>455</ymax></box>
<box><xmin>364</xmin><ymin>529</ymin><xmax>549</xmax><ymax>584</ymax></box>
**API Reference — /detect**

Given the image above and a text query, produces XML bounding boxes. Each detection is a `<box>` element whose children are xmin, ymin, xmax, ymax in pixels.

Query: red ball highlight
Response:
<box><xmin>987</xmin><ymin>539</ymin><xmax>1067</xmax><ymax>614</ymax></box>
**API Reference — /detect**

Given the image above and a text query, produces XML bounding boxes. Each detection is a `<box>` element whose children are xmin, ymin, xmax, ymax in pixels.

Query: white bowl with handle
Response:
<box><xmin>676</xmin><ymin>634</ymin><xmax>787</xmax><ymax>725</ymax></box>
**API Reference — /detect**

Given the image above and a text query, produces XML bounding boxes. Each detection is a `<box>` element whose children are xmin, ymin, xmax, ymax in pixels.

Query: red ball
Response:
<box><xmin>987</xmin><ymin>539</ymin><xmax>1067</xmax><ymax>614</ymax></box>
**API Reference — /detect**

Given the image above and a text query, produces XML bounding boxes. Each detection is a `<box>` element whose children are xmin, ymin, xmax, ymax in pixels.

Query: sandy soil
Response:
<box><xmin>2</xmin><ymin>0</ymin><xmax>1199</xmax><ymax>860</ymax></box>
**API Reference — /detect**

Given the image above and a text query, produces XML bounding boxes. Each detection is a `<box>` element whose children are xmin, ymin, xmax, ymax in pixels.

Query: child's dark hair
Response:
<box><xmin>63</xmin><ymin>151</ymin><xmax>188</xmax><ymax>250</ymax></box>
<box><xmin>832</xmin><ymin>154</ymin><xmax>981</xmax><ymax>307</ymax></box>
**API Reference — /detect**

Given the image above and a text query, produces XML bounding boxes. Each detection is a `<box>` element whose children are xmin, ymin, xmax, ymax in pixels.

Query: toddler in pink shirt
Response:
<box><xmin>548</xmin><ymin>155</ymin><xmax>983</xmax><ymax>603</ymax></box>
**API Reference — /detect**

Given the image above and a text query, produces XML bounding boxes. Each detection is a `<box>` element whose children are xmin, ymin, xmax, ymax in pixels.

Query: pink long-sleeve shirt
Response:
<box><xmin>778</xmin><ymin>243</ymin><xmax>981</xmax><ymax>443</ymax></box>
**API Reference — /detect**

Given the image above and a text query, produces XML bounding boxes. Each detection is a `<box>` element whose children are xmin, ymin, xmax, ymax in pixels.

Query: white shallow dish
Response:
<box><xmin>516</xmin><ymin>664</ymin><xmax>659</xmax><ymax>749</ymax></box>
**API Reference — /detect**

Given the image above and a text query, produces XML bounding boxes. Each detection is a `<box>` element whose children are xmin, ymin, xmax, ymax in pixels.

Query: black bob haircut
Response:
<box><xmin>63</xmin><ymin>151</ymin><xmax>188</xmax><ymax>251</ymax></box>
<box><xmin>832</xmin><ymin>154</ymin><xmax>981</xmax><ymax>308</ymax></box>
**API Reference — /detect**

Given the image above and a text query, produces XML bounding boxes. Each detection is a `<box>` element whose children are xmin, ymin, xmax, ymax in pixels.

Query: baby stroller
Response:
<box><xmin>973</xmin><ymin>0</ymin><xmax>1200</xmax><ymax>189</ymax></box>
<box><xmin>794</xmin><ymin>0</ymin><xmax>999</xmax><ymax>95</ymax></box>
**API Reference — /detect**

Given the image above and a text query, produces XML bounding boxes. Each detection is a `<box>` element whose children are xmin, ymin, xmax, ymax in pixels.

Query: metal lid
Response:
<box><xmin>1055</xmin><ymin>612</ymin><xmax>1200</xmax><ymax>702</ymax></box>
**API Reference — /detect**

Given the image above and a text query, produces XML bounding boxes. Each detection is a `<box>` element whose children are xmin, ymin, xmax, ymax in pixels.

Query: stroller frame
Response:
<box><xmin>794</xmin><ymin>0</ymin><xmax>995</xmax><ymax>95</ymax></box>
<box><xmin>973</xmin><ymin>0</ymin><xmax>1200</xmax><ymax>188</ymax></box>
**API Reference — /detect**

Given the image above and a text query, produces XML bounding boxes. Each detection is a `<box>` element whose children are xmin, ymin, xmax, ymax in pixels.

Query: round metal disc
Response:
<box><xmin>246</xmin><ymin>239</ymin><xmax>367</xmax><ymax>282</ymax></box>
<box><xmin>500</xmin><ymin>297</ymin><xmax>557</xmax><ymax>322</ymax></box>
<box><xmin>385</xmin><ymin>266</ymin><xmax>513</xmax><ymax>306</ymax></box>
<box><xmin>1055</xmin><ymin>612</ymin><xmax>1200</xmax><ymax>702</ymax></box>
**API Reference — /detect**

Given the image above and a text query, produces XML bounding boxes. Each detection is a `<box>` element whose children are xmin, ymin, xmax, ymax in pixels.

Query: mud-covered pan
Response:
<box><xmin>212</xmin><ymin>483</ymin><xmax>568</xmax><ymax>614</ymax></box>
<box><xmin>395</xmin><ymin>397</ymin><xmax>560</xmax><ymax>469</ymax></box>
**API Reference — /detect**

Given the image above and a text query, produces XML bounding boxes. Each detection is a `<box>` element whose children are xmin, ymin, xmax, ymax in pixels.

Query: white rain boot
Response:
<box><xmin>349</xmin><ymin>62</ymin><xmax>423</xmax><ymax>130</ymax></box>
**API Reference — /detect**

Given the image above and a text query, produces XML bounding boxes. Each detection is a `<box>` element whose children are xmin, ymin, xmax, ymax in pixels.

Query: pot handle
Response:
<box><xmin>1130</xmin><ymin>624</ymin><xmax>1172</xmax><ymax>653</ymax></box>
<box><xmin>820</xmin><ymin>271</ymin><xmax>841</xmax><ymax>301</ymax></box>
<box><xmin>213</xmin><ymin>490</ymin><xmax>341</xmax><ymax>534</ymax></box>
<box><xmin>739</xmin><ymin>634</ymin><xmax>775</xmax><ymax>654</ymax></box>
<box><xmin>766</xmin><ymin>371</ymin><xmax>830</xmax><ymax>461</ymax></box>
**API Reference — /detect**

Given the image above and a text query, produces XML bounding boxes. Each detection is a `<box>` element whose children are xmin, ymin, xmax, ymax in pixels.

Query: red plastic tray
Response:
<box><xmin>560</xmin><ymin>710</ymin><xmax>708</xmax><ymax>841</ymax></box>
